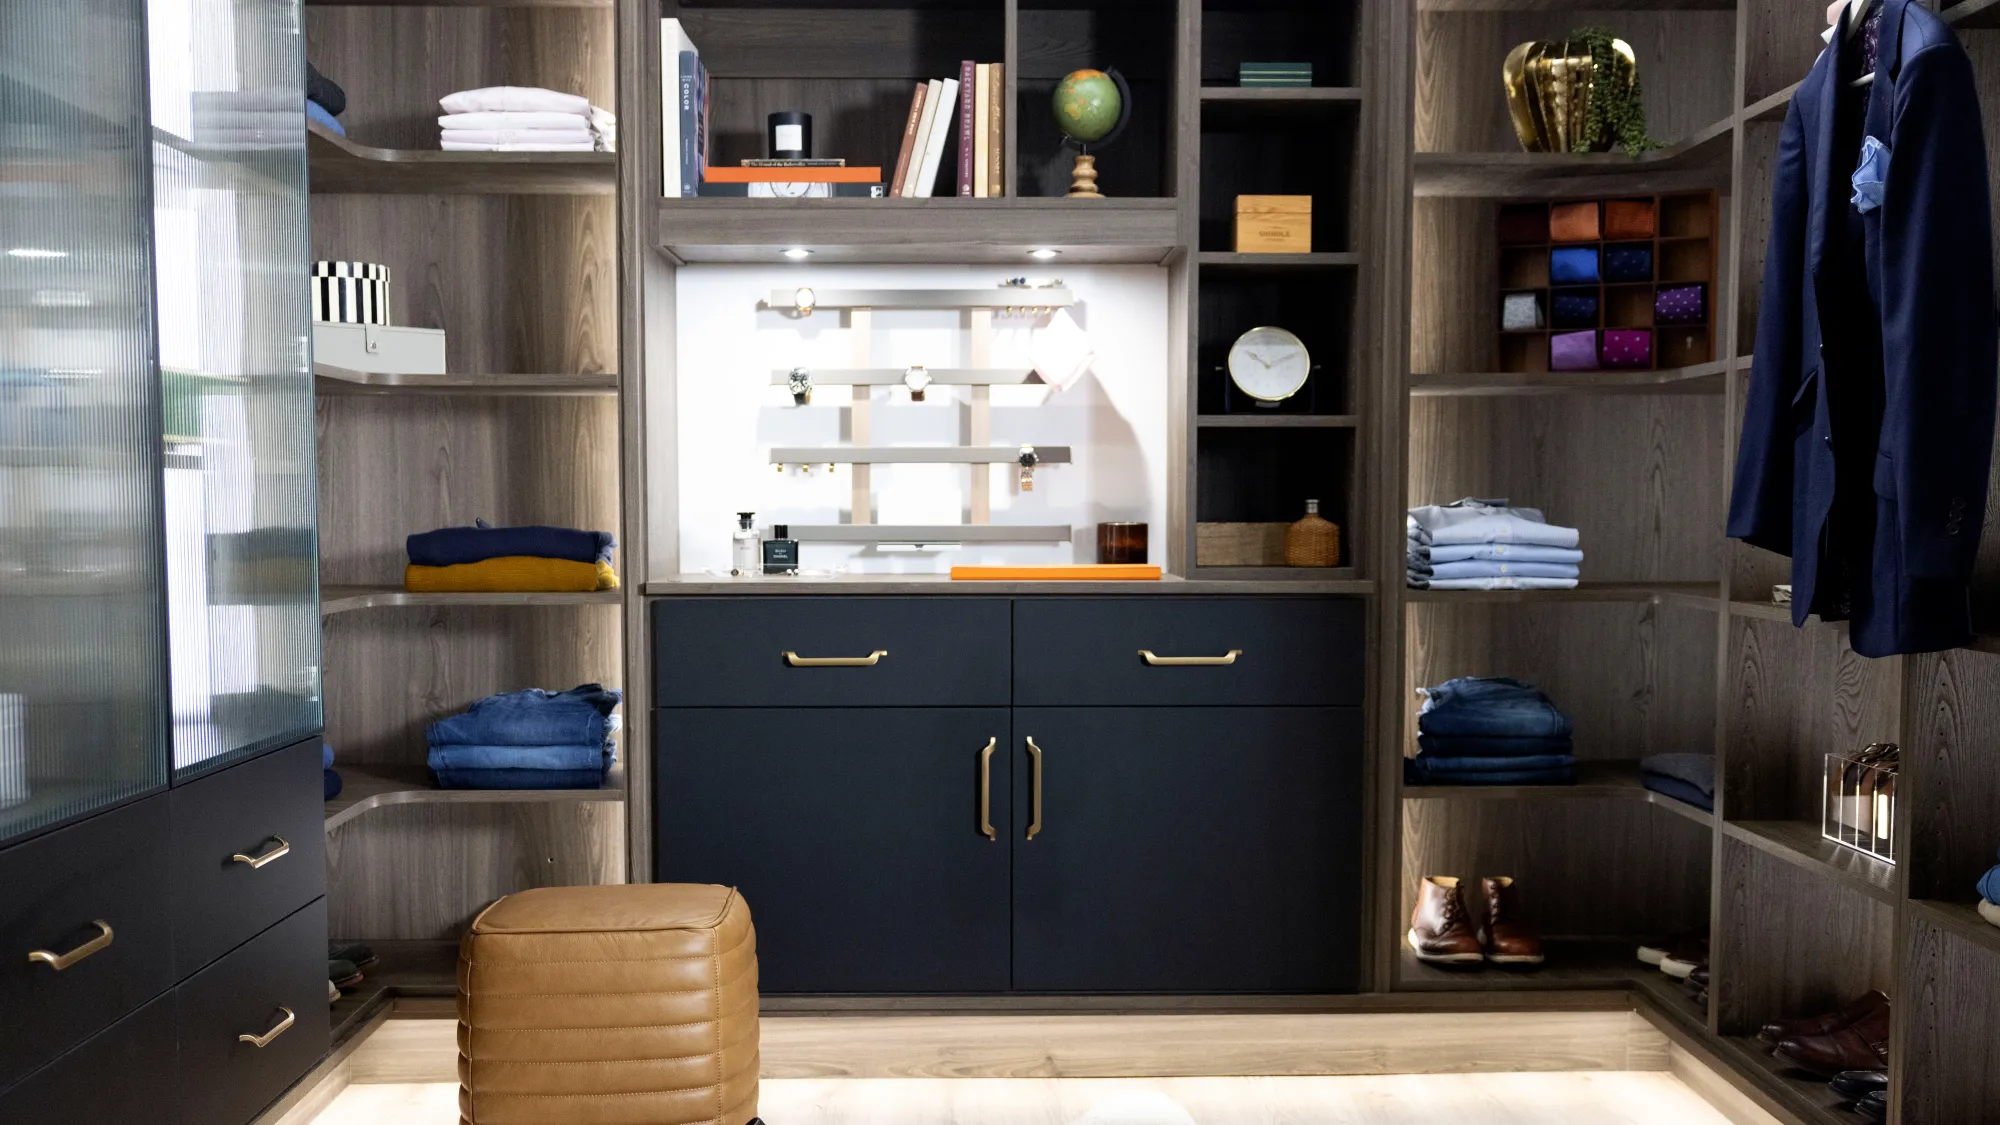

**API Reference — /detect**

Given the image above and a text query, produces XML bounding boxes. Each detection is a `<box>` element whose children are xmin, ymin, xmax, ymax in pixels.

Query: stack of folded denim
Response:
<box><xmin>1407</xmin><ymin>498</ymin><xmax>1582</xmax><ymax>590</ymax></box>
<box><xmin>1406</xmin><ymin>676</ymin><xmax>1575</xmax><ymax>785</ymax></box>
<box><xmin>307</xmin><ymin>62</ymin><xmax>346</xmax><ymax>137</ymax></box>
<box><xmin>1640</xmin><ymin>752</ymin><xmax>1714</xmax><ymax>811</ymax></box>
<box><xmin>438</xmin><ymin>87</ymin><xmax>616</xmax><ymax>152</ymax></box>
<box><xmin>427</xmin><ymin>684</ymin><xmax>621</xmax><ymax>790</ymax></box>
<box><xmin>323</xmin><ymin>743</ymin><xmax>342</xmax><ymax>801</ymax></box>
<box><xmin>1977</xmin><ymin>848</ymin><xmax>2000</xmax><ymax>929</ymax></box>
<box><xmin>405</xmin><ymin>520</ymin><xmax>619</xmax><ymax>593</ymax></box>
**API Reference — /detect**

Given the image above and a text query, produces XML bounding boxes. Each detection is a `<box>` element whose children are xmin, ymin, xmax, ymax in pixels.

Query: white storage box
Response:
<box><xmin>312</xmin><ymin>322</ymin><xmax>447</xmax><ymax>376</ymax></box>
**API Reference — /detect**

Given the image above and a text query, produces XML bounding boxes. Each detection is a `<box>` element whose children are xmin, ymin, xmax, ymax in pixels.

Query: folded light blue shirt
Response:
<box><xmin>1408</xmin><ymin>576</ymin><xmax>1580</xmax><ymax>590</ymax></box>
<box><xmin>1422</xmin><ymin>543</ymin><xmax>1584</xmax><ymax>564</ymax></box>
<box><xmin>1407</xmin><ymin>500</ymin><xmax>1580</xmax><ymax>549</ymax></box>
<box><xmin>1425</xmin><ymin>560</ymin><xmax>1580</xmax><ymax>580</ymax></box>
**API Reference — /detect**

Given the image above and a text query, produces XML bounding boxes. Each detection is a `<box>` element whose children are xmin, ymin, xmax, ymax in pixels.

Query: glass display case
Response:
<box><xmin>0</xmin><ymin>0</ymin><xmax>319</xmax><ymax>844</ymax></box>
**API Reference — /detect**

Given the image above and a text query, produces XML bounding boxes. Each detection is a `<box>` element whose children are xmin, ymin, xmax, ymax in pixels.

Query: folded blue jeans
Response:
<box><xmin>1641</xmin><ymin>771</ymin><xmax>1713</xmax><ymax>811</ymax></box>
<box><xmin>1404</xmin><ymin>763</ymin><xmax>1575</xmax><ymax>786</ymax></box>
<box><xmin>1416</xmin><ymin>732</ymin><xmax>1574</xmax><ymax>757</ymax></box>
<box><xmin>433</xmin><ymin>767</ymin><xmax>605</xmax><ymax>790</ymax></box>
<box><xmin>1979</xmin><ymin>847</ymin><xmax>2000</xmax><ymax>903</ymax></box>
<box><xmin>427</xmin><ymin>742</ymin><xmax>613</xmax><ymax>772</ymax></box>
<box><xmin>1408</xmin><ymin>753</ymin><xmax>1575</xmax><ymax>775</ymax></box>
<box><xmin>1639</xmin><ymin>752</ymin><xmax>1715</xmax><ymax>796</ymax></box>
<box><xmin>1417</xmin><ymin>677</ymin><xmax>1574</xmax><ymax>738</ymax></box>
<box><xmin>428</xmin><ymin>684</ymin><xmax>622</xmax><ymax>748</ymax></box>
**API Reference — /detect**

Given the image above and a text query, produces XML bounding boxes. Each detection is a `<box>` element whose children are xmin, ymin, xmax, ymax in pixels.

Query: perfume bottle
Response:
<box><xmin>763</xmin><ymin>524</ymin><xmax>799</xmax><ymax>575</ymax></box>
<box><xmin>731</xmin><ymin>512</ymin><xmax>761</xmax><ymax>577</ymax></box>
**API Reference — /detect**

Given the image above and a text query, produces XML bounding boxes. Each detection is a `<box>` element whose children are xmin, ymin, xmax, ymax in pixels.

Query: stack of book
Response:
<box><xmin>1238</xmin><ymin>62</ymin><xmax>1314</xmax><ymax>88</ymax></box>
<box><xmin>890</xmin><ymin>61</ymin><xmax>1005</xmax><ymax>198</ymax></box>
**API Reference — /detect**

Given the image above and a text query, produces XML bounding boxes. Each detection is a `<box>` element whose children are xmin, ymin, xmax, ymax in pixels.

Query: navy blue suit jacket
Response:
<box><xmin>1726</xmin><ymin>0</ymin><xmax>1997</xmax><ymax>657</ymax></box>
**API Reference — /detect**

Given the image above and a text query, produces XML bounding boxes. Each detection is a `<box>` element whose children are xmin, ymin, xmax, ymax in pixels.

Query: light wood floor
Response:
<box><xmin>311</xmin><ymin>1072</ymin><xmax>1744</xmax><ymax>1125</ymax></box>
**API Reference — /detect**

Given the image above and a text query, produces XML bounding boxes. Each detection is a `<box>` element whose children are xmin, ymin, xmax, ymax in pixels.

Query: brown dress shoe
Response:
<box><xmin>1480</xmin><ymin>876</ymin><xmax>1544</xmax><ymax>965</ymax></box>
<box><xmin>1773</xmin><ymin>999</ymin><xmax>1890</xmax><ymax>1077</ymax></box>
<box><xmin>1408</xmin><ymin>876</ymin><xmax>1484</xmax><ymax>965</ymax></box>
<box><xmin>1756</xmin><ymin>989</ymin><xmax>1888</xmax><ymax>1047</ymax></box>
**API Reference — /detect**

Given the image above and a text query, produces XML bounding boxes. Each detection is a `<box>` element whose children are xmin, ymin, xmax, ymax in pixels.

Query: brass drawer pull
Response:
<box><xmin>977</xmin><ymin>737</ymin><xmax>997</xmax><ymax>839</ymax></box>
<box><xmin>28</xmin><ymin>920</ymin><xmax>114</xmax><ymax>971</ymax></box>
<box><xmin>232</xmin><ymin>836</ymin><xmax>291</xmax><ymax>869</ymax></box>
<box><xmin>1138</xmin><ymin>649</ymin><xmax>1243</xmax><ymax>667</ymax></box>
<box><xmin>783</xmin><ymin>650</ymin><xmax>887</xmax><ymax>667</ymax></box>
<box><xmin>1025</xmin><ymin>737</ymin><xmax>1044</xmax><ymax>840</ymax></box>
<box><xmin>239</xmin><ymin>1006</ymin><xmax>295</xmax><ymax>1048</ymax></box>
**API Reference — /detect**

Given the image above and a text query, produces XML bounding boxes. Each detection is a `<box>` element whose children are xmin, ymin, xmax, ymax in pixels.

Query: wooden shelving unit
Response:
<box><xmin>1403</xmin><ymin>759</ymin><xmax>1715</xmax><ymax>827</ymax></box>
<box><xmin>308</xmin><ymin>124</ymin><xmax>615</xmax><ymax>195</ymax></box>
<box><xmin>325</xmin><ymin>765</ymin><xmax>625</xmax><ymax>833</ymax></box>
<box><xmin>319</xmin><ymin>586</ymin><xmax>622</xmax><ymax>616</ymax></box>
<box><xmin>314</xmin><ymin>365</ymin><xmax>620</xmax><ymax>396</ymax></box>
<box><xmin>1409</xmin><ymin>358</ymin><xmax>1733</xmax><ymax>396</ymax></box>
<box><xmin>655</xmin><ymin>197</ymin><xmax>1183</xmax><ymax>264</ymax></box>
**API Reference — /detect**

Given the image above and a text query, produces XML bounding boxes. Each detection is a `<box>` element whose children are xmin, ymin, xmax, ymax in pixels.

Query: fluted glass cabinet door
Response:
<box><xmin>147</xmin><ymin>0</ymin><xmax>321</xmax><ymax>776</ymax></box>
<box><xmin>0</xmin><ymin>0</ymin><xmax>172</xmax><ymax>840</ymax></box>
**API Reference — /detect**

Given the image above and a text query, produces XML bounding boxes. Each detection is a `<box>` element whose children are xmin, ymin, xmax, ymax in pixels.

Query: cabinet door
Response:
<box><xmin>1011</xmin><ymin>707</ymin><xmax>1363</xmax><ymax>993</ymax></box>
<box><xmin>655</xmin><ymin>708</ymin><xmax>1011</xmax><ymax>993</ymax></box>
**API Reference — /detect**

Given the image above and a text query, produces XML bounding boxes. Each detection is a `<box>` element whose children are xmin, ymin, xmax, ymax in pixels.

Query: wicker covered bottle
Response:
<box><xmin>1285</xmin><ymin>499</ymin><xmax>1340</xmax><ymax>567</ymax></box>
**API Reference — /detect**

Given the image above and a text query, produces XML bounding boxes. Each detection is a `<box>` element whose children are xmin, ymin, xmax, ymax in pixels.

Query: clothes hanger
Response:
<box><xmin>1844</xmin><ymin>0</ymin><xmax>1878</xmax><ymax>87</ymax></box>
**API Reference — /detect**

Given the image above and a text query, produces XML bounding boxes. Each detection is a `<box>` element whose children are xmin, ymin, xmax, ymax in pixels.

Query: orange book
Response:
<box><xmin>702</xmin><ymin>166</ymin><xmax>883</xmax><ymax>183</ymax></box>
<box><xmin>950</xmin><ymin>564</ymin><xmax>1162</xmax><ymax>581</ymax></box>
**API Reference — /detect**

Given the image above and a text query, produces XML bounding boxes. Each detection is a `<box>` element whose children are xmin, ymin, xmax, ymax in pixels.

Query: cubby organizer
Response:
<box><xmin>763</xmin><ymin>285</ymin><xmax>1076</xmax><ymax>547</ymax></box>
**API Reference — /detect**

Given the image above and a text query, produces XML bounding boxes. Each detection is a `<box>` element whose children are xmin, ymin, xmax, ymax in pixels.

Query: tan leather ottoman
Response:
<box><xmin>458</xmin><ymin>883</ymin><xmax>759</xmax><ymax>1125</ymax></box>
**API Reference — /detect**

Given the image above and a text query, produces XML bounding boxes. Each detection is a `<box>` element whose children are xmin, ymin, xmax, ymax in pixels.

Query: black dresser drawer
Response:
<box><xmin>170</xmin><ymin>738</ymin><xmax>327</xmax><ymax>977</ymax></box>
<box><xmin>176</xmin><ymin>898</ymin><xmax>329</xmax><ymax>1125</ymax></box>
<box><xmin>0</xmin><ymin>794</ymin><xmax>174</xmax><ymax>1092</ymax></box>
<box><xmin>1013</xmin><ymin>598</ymin><xmax>1365</xmax><ymax>707</ymax></box>
<box><xmin>0</xmin><ymin>990</ymin><xmax>176</xmax><ymax>1122</ymax></box>
<box><xmin>654</xmin><ymin>597</ymin><xmax>1011</xmax><ymax>707</ymax></box>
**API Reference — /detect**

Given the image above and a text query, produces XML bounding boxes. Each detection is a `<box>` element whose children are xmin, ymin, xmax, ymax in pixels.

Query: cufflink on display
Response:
<box><xmin>793</xmin><ymin>286</ymin><xmax>816</xmax><ymax>316</ymax></box>
<box><xmin>903</xmin><ymin>365</ymin><xmax>933</xmax><ymax>402</ymax></box>
<box><xmin>787</xmin><ymin>366</ymin><xmax>812</xmax><ymax>406</ymax></box>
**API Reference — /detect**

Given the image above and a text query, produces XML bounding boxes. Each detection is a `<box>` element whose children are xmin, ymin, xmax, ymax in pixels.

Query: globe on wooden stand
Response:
<box><xmin>1052</xmin><ymin>68</ymin><xmax>1131</xmax><ymax>199</ymax></box>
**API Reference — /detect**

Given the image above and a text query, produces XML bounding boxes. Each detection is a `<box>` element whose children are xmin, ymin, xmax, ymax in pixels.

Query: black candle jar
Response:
<box><xmin>767</xmin><ymin>111</ymin><xmax>812</xmax><ymax>159</ymax></box>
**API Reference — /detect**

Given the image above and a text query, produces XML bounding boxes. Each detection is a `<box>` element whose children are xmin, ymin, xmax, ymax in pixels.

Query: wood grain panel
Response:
<box><xmin>1732</xmin><ymin>120</ymin><xmax>1781</xmax><ymax>363</ymax></box>
<box><xmin>325</xmin><ymin>799</ymin><xmax>625</xmax><ymax>939</ymax></box>
<box><xmin>1740</xmin><ymin>0</ymin><xmax>1826</xmax><ymax>105</ymax></box>
<box><xmin>1415</xmin><ymin>11</ymin><xmax>1735</xmax><ymax>154</ymax></box>
<box><xmin>1901</xmin><ymin>909</ymin><xmax>2000</xmax><ymax>1125</ymax></box>
<box><xmin>1905</xmin><ymin>649</ymin><xmax>2000</xmax><ymax>901</ymax></box>
<box><xmin>1712</xmin><ymin>836</ymin><xmax>1895</xmax><ymax>1036</ymax></box>
<box><xmin>679</xmin><ymin>7</ymin><xmax>1002</xmax><ymax>79</ymax></box>
<box><xmin>1410</xmin><ymin>198</ymin><xmax>1497</xmax><ymax>375</ymax></box>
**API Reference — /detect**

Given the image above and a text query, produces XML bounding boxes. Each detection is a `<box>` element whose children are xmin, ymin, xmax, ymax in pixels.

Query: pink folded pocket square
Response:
<box><xmin>1550</xmin><ymin>331</ymin><xmax>1599</xmax><ymax>371</ymax></box>
<box><xmin>1600</xmin><ymin>329</ymin><xmax>1653</xmax><ymax>369</ymax></box>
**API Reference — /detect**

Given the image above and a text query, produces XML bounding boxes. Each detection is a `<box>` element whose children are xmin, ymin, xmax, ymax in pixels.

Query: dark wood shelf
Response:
<box><xmin>1741</xmin><ymin>82</ymin><xmax>1802</xmax><ymax>124</ymax></box>
<box><xmin>1397</xmin><ymin>937</ymin><xmax>1645</xmax><ymax>991</ymax></box>
<box><xmin>1403</xmin><ymin>760</ymin><xmax>1715</xmax><ymax>825</ymax></box>
<box><xmin>314</xmin><ymin>365</ymin><xmax>619</xmax><ymax>396</ymax></box>
<box><xmin>1197</xmin><ymin>251</ymin><xmax>1360</xmax><ymax>272</ymax></box>
<box><xmin>1186</xmin><ymin>567</ymin><xmax>1368</xmax><ymax>588</ymax></box>
<box><xmin>1711</xmin><ymin>1033</ymin><xmax>1865</xmax><ymax>1125</ymax></box>
<box><xmin>656</xmin><ymin>197</ymin><xmax>1181</xmax><ymax>264</ymax></box>
<box><xmin>1406</xmin><ymin>581</ymin><xmax>1723</xmax><ymax>606</ymax></box>
<box><xmin>320</xmin><ymin>585</ymin><xmax>622</xmax><ymax>616</ymax></box>
<box><xmin>308</xmin><ymin>123</ymin><xmax>614</xmax><ymax>195</ymax></box>
<box><xmin>1198</xmin><ymin>87</ymin><xmax>1365</xmax><ymax>115</ymax></box>
<box><xmin>1410</xmin><ymin>359</ymin><xmax>1730</xmax><ymax>396</ymax></box>
<box><xmin>1723</xmin><ymin>820</ymin><xmax>1899</xmax><ymax>906</ymax></box>
<box><xmin>1944</xmin><ymin>0</ymin><xmax>2000</xmax><ymax>28</ymax></box>
<box><xmin>1414</xmin><ymin>117</ymin><xmax>1733</xmax><ymax>199</ymax></box>
<box><xmin>326</xmin><ymin>764</ymin><xmax>624</xmax><ymax>833</ymax></box>
<box><xmin>1910</xmin><ymin>900</ymin><xmax>2000</xmax><ymax>959</ymax></box>
<box><xmin>1197</xmin><ymin>413</ymin><xmax>1359</xmax><ymax>428</ymax></box>
<box><xmin>1729</xmin><ymin>597</ymin><xmax>1795</xmax><ymax>621</ymax></box>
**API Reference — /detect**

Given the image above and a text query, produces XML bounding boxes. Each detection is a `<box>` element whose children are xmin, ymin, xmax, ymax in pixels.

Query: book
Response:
<box><xmin>915</xmin><ymin>76</ymin><xmax>960</xmax><ymax>197</ymax></box>
<box><xmin>659</xmin><ymin>19</ymin><xmax>697</xmax><ymax>196</ymax></box>
<box><xmin>703</xmin><ymin>166</ymin><xmax>883</xmax><ymax>183</ymax></box>
<box><xmin>987</xmin><ymin>62</ymin><xmax>1004</xmax><ymax>197</ymax></box>
<box><xmin>959</xmin><ymin>60</ymin><xmax>978</xmax><ymax>197</ymax></box>
<box><xmin>678</xmin><ymin>49</ymin><xmax>699</xmax><ymax>197</ymax></box>
<box><xmin>903</xmin><ymin>79</ymin><xmax>943</xmax><ymax>198</ymax></box>
<box><xmin>697</xmin><ymin>181</ymin><xmax>886</xmax><ymax>198</ymax></box>
<box><xmin>971</xmin><ymin>63</ymin><xmax>988</xmax><ymax>198</ymax></box>
<box><xmin>888</xmin><ymin>82</ymin><xmax>926</xmax><ymax>198</ymax></box>
<box><xmin>695</xmin><ymin>57</ymin><xmax>710</xmax><ymax>194</ymax></box>
<box><xmin>741</xmin><ymin>158</ymin><xmax>847</xmax><ymax>167</ymax></box>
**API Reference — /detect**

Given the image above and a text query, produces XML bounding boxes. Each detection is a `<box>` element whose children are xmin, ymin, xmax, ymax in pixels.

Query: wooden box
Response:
<box><xmin>1196</xmin><ymin>522</ymin><xmax>1289</xmax><ymax>566</ymax></box>
<box><xmin>1234</xmin><ymin>195</ymin><xmax>1313</xmax><ymax>253</ymax></box>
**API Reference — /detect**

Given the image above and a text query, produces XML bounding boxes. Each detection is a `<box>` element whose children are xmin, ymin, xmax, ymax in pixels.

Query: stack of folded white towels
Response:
<box><xmin>1408</xmin><ymin>498</ymin><xmax>1582</xmax><ymax>590</ymax></box>
<box><xmin>438</xmin><ymin>86</ymin><xmax>616</xmax><ymax>152</ymax></box>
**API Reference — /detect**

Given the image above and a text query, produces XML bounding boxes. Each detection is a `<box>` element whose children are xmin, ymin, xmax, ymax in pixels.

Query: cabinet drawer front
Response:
<box><xmin>170</xmin><ymin>738</ymin><xmax>327</xmax><ymax>977</ymax></box>
<box><xmin>1013</xmin><ymin>598</ymin><xmax>1364</xmax><ymax>706</ymax></box>
<box><xmin>653</xmin><ymin>597</ymin><xmax>1011</xmax><ymax>707</ymax></box>
<box><xmin>0</xmin><ymin>990</ymin><xmax>176</xmax><ymax>1119</ymax></box>
<box><xmin>0</xmin><ymin>795</ymin><xmax>175</xmax><ymax>1092</ymax></box>
<box><xmin>176</xmin><ymin>898</ymin><xmax>329</xmax><ymax>1125</ymax></box>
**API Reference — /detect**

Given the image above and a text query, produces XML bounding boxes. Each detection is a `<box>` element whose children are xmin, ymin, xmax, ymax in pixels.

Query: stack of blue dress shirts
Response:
<box><xmin>1406</xmin><ymin>676</ymin><xmax>1575</xmax><ymax>785</ymax></box>
<box><xmin>427</xmin><ymin>684</ymin><xmax>621</xmax><ymax>790</ymax></box>
<box><xmin>1408</xmin><ymin>498</ymin><xmax>1582</xmax><ymax>591</ymax></box>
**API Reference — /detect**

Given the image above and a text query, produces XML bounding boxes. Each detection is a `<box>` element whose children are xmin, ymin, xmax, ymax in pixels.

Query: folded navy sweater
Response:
<box><xmin>407</xmin><ymin>520</ymin><xmax>616</xmax><ymax>567</ymax></box>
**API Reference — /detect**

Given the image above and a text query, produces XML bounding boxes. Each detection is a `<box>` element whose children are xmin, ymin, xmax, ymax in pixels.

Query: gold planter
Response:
<box><xmin>1503</xmin><ymin>37</ymin><xmax>1638</xmax><ymax>153</ymax></box>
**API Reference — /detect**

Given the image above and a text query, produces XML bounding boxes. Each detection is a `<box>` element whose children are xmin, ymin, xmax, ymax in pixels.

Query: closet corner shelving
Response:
<box><xmin>1390</xmin><ymin>0</ymin><xmax>2000</xmax><ymax>1120</ymax></box>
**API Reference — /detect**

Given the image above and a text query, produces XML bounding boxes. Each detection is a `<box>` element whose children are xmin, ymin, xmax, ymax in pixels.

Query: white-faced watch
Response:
<box><xmin>787</xmin><ymin>366</ymin><xmax>812</xmax><ymax>406</ymax></box>
<box><xmin>903</xmin><ymin>365</ymin><xmax>933</xmax><ymax>402</ymax></box>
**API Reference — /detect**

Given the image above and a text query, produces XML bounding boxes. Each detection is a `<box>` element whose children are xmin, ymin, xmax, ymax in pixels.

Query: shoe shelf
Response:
<box><xmin>1722</xmin><ymin>820</ymin><xmax>1900</xmax><ymax>907</ymax></box>
<box><xmin>1408</xmin><ymin>358</ymin><xmax>1735</xmax><ymax>397</ymax></box>
<box><xmin>320</xmin><ymin>586</ymin><xmax>623</xmax><ymax>616</ymax></box>
<box><xmin>1401</xmin><ymin>759</ymin><xmax>1714</xmax><ymax>827</ymax></box>
<box><xmin>1708</xmin><ymin>1033</ymin><xmax>1866</xmax><ymax>1125</ymax></box>
<box><xmin>1396</xmin><ymin>937</ymin><xmax>1640</xmax><ymax>992</ymax></box>
<box><xmin>326</xmin><ymin>940</ymin><xmax>461</xmax><ymax>1048</ymax></box>
<box><xmin>325</xmin><ymin>764</ymin><xmax>625</xmax><ymax>833</ymax></box>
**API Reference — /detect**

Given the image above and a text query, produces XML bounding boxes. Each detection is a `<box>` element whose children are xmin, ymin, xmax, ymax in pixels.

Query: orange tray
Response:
<box><xmin>950</xmin><ymin>564</ymin><xmax>1162</xmax><ymax>581</ymax></box>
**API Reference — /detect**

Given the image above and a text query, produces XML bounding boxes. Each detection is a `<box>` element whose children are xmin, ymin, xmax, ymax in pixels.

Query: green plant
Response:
<box><xmin>1570</xmin><ymin>26</ymin><xmax>1659</xmax><ymax>157</ymax></box>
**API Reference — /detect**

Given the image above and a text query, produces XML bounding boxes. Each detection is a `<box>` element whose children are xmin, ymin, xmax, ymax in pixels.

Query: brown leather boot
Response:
<box><xmin>1408</xmin><ymin>876</ymin><xmax>1484</xmax><ymax>965</ymax></box>
<box><xmin>1756</xmin><ymin>989</ymin><xmax>1888</xmax><ymax>1047</ymax></box>
<box><xmin>1773</xmin><ymin>998</ymin><xmax>1891</xmax><ymax>1077</ymax></box>
<box><xmin>1480</xmin><ymin>876</ymin><xmax>1545</xmax><ymax>965</ymax></box>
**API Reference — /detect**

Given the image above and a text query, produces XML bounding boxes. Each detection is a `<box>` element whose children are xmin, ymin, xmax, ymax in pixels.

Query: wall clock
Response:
<box><xmin>1227</xmin><ymin>326</ymin><xmax>1312</xmax><ymax>409</ymax></box>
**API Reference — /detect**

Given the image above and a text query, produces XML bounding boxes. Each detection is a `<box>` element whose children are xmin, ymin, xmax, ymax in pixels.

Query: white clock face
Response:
<box><xmin>1228</xmin><ymin>326</ymin><xmax>1311</xmax><ymax>402</ymax></box>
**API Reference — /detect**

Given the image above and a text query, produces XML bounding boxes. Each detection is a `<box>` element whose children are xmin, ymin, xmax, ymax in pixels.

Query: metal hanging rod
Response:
<box><xmin>769</xmin><ymin>367</ymin><xmax>1039</xmax><ymax>387</ymax></box>
<box><xmin>765</xmin><ymin>288</ymin><xmax>1075</xmax><ymax>311</ymax></box>
<box><xmin>769</xmin><ymin>446</ymin><xmax>1072</xmax><ymax>466</ymax></box>
<box><xmin>786</xmin><ymin>524</ymin><xmax>1074</xmax><ymax>545</ymax></box>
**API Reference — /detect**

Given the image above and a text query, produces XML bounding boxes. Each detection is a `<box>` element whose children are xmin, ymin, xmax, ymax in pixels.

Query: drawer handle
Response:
<box><xmin>232</xmin><ymin>836</ymin><xmax>292</xmax><ymax>869</ymax></box>
<box><xmin>783</xmin><ymin>650</ymin><xmax>887</xmax><ymax>667</ymax></box>
<box><xmin>28</xmin><ymin>920</ymin><xmax>114</xmax><ymax>971</ymax></box>
<box><xmin>1138</xmin><ymin>649</ymin><xmax>1243</xmax><ymax>667</ymax></box>
<box><xmin>1025</xmin><ymin>737</ymin><xmax>1044</xmax><ymax>840</ymax></box>
<box><xmin>977</xmin><ymin>737</ymin><xmax>997</xmax><ymax>839</ymax></box>
<box><xmin>239</xmin><ymin>1006</ymin><xmax>295</xmax><ymax>1048</ymax></box>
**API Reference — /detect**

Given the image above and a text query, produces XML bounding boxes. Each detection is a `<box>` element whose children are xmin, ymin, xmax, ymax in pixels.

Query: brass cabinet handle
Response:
<box><xmin>239</xmin><ymin>1006</ymin><xmax>295</xmax><ymax>1048</ymax></box>
<box><xmin>977</xmin><ymin>737</ymin><xmax>997</xmax><ymax>839</ymax></box>
<box><xmin>1025</xmin><ymin>737</ymin><xmax>1044</xmax><ymax>840</ymax></box>
<box><xmin>232</xmin><ymin>836</ymin><xmax>291</xmax><ymax>869</ymax></box>
<box><xmin>28</xmin><ymin>920</ymin><xmax>114</xmax><ymax>971</ymax></box>
<box><xmin>1138</xmin><ymin>649</ymin><xmax>1243</xmax><ymax>667</ymax></box>
<box><xmin>783</xmin><ymin>650</ymin><xmax>887</xmax><ymax>667</ymax></box>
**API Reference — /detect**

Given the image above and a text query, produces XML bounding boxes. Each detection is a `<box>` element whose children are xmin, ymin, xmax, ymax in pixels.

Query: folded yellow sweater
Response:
<box><xmin>404</xmin><ymin>556</ymin><xmax>620</xmax><ymax>593</ymax></box>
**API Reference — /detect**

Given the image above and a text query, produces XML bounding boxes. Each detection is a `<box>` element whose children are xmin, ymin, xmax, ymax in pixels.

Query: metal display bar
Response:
<box><xmin>770</xmin><ymin>367</ymin><xmax>1039</xmax><ymax>387</ymax></box>
<box><xmin>770</xmin><ymin>446</ymin><xmax>1072</xmax><ymax>465</ymax></box>
<box><xmin>787</xmin><ymin>524</ymin><xmax>1073</xmax><ymax>545</ymax></box>
<box><xmin>765</xmin><ymin>287</ymin><xmax>1075</xmax><ymax>311</ymax></box>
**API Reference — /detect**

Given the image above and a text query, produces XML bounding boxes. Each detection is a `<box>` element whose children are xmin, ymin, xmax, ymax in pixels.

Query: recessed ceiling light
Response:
<box><xmin>1029</xmin><ymin>248</ymin><xmax>1061</xmax><ymax>260</ymax></box>
<box><xmin>8</xmin><ymin>248</ymin><xmax>67</xmax><ymax>259</ymax></box>
<box><xmin>782</xmin><ymin>248</ymin><xmax>813</xmax><ymax>260</ymax></box>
